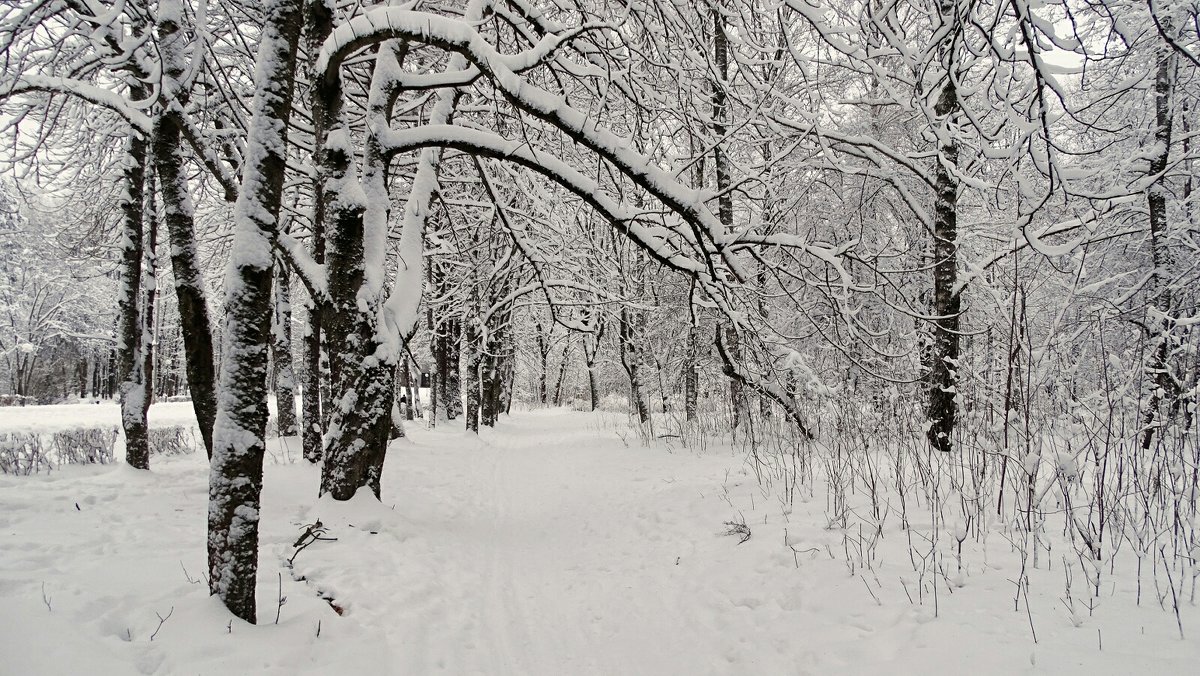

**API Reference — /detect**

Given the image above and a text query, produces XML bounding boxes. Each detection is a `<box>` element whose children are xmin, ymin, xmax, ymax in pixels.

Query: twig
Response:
<box><xmin>1161</xmin><ymin>547</ymin><xmax>1185</xmax><ymax>639</ymax></box>
<box><xmin>275</xmin><ymin>572</ymin><xmax>286</xmax><ymax>625</ymax></box>
<box><xmin>1022</xmin><ymin>577</ymin><xmax>1038</xmax><ymax>644</ymax></box>
<box><xmin>150</xmin><ymin>606</ymin><xmax>174</xmax><ymax>641</ymax></box>
<box><xmin>723</xmin><ymin>519</ymin><xmax>752</xmax><ymax>545</ymax></box>
<box><xmin>290</xmin><ymin>520</ymin><xmax>337</xmax><ymax>565</ymax></box>
<box><xmin>41</xmin><ymin>582</ymin><xmax>51</xmax><ymax>612</ymax></box>
<box><xmin>180</xmin><ymin>561</ymin><xmax>201</xmax><ymax>585</ymax></box>
<box><xmin>861</xmin><ymin>574</ymin><xmax>882</xmax><ymax>606</ymax></box>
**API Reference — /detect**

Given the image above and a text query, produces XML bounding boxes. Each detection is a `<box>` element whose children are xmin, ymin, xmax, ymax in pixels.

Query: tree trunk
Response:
<box><xmin>481</xmin><ymin>307</ymin><xmax>508</xmax><ymax>426</ymax></box>
<box><xmin>153</xmin><ymin>5</ymin><xmax>217</xmax><ymax>459</ymax></box>
<box><xmin>300</xmin><ymin>0</ymin><xmax>334</xmax><ymax>465</ymax></box>
<box><xmin>428</xmin><ymin>263</ymin><xmax>445</xmax><ymax>425</ymax></box>
<box><xmin>396</xmin><ymin>360</ymin><xmax>410</xmax><ymax>439</ymax></box>
<box><xmin>319</xmin><ymin>45</ymin><xmax>402</xmax><ymax>501</ymax></box>
<box><xmin>588</xmin><ymin>365</ymin><xmax>600</xmax><ymax>411</ymax></box>
<box><xmin>77</xmin><ymin>357</ymin><xmax>88</xmax><ymax>399</ymax></box>
<box><xmin>207</xmin><ymin>0</ymin><xmax>303</xmax><ymax>624</ymax></box>
<box><xmin>536</xmin><ymin>321</ymin><xmax>550</xmax><ymax>405</ymax></box>
<box><xmin>412</xmin><ymin>368</ymin><xmax>424</xmax><ymax>419</ymax></box>
<box><xmin>272</xmin><ymin>263</ymin><xmax>299</xmax><ymax>437</ymax></box>
<box><xmin>552</xmin><ymin>340</ymin><xmax>570</xmax><ymax>406</ymax></box>
<box><xmin>1142</xmin><ymin>37</ymin><xmax>1179</xmax><ymax>449</ymax></box>
<box><xmin>684</xmin><ymin>323</ymin><xmax>699</xmax><ymax>422</ymax></box>
<box><xmin>465</xmin><ymin>322</ymin><xmax>482</xmax><ymax>433</ymax></box>
<box><xmin>399</xmin><ymin>358</ymin><xmax>414</xmax><ymax>420</ymax></box>
<box><xmin>502</xmin><ymin>337</ymin><xmax>516</xmax><ymax>415</ymax></box>
<box><xmin>445</xmin><ymin>317</ymin><xmax>462</xmax><ymax>419</ymax></box>
<box><xmin>925</xmin><ymin>6</ymin><xmax>961</xmax><ymax>454</ymax></box>
<box><xmin>482</xmin><ymin>349</ymin><xmax>499</xmax><ymax>425</ymax></box>
<box><xmin>301</xmin><ymin>310</ymin><xmax>323</xmax><ymax>462</ymax></box>
<box><xmin>362</xmin><ymin>364</ymin><xmax>395</xmax><ymax>498</ymax></box>
<box><xmin>319</xmin><ymin>170</ymin><xmax>395</xmax><ymax>499</ymax></box>
<box><xmin>711</xmin><ymin>5</ymin><xmax>744</xmax><ymax>432</ymax></box>
<box><xmin>117</xmin><ymin>123</ymin><xmax>149</xmax><ymax>470</ymax></box>
<box><xmin>620</xmin><ymin>307</ymin><xmax>650</xmax><ymax>424</ymax></box>
<box><xmin>141</xmin><ymin>170</ymin><xmax>158</xmax><ymax>445</ymax></box>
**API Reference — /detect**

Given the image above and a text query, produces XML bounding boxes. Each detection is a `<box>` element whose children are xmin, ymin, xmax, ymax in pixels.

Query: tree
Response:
<box><xmin>207</xmin><ymin>0</ymin><xmax>304</xmax><ymax>624</ymax></box>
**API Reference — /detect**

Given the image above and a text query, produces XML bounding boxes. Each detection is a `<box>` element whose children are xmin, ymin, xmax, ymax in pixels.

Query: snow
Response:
<box><xmin>379</xmin><ymin>124</ymin><xmax>707</xmax><ymax>277</ymax></box>
<box><xmin>4</xmin><ymin>74</ymin><xmax>155</xmax><ymax>132</ymax></box>
<box><xmin>0</xmin><ymin>400</ymin><xmax>199</xmax><ymax>433</ymax></box>
<box><xmin>1</xmin><ymin>406</ymin><xmax>1197</xmax><ymax>674</ymax></box>
<box><xmin>315</xmin><ymin>7</ymin><xmax>748</xmax><ymax>277</ymax></box>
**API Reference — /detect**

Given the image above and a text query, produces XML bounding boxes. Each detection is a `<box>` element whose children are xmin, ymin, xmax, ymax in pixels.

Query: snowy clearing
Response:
<box><xmin>1</xmin><ymin>405</ymin><xmax>1196</xmax><ymax>675</ymax></box>
<box><xmin>0</xmin><ymin>400</ymin><xmax>200</xmax><ymax>434</ymax></box>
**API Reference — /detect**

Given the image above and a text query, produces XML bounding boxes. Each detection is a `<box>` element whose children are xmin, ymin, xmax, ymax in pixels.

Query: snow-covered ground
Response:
<box><xmin>0</xmin><ymin>400</ymin><xmax>201</xmax><ymax>433</ymax></box>
<box><xmin>0</xmin><ymin>404</ymin><xmax>1197</xmax><ymax>674</ymax></box>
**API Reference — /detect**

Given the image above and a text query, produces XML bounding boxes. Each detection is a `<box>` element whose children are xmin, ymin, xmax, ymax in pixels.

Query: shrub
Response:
<box><xmin>0</xmin><ymin>432</ymin><xmax>51</xmax><ymax>474</ymax></box>
<box><xmin>51</xmin><ymin>428</ymin><xmax>116</xmax><ymax>466</ymax></box>
<box><xmin>149</xmin><ymin>426</ymin><xmax>198</xmax><ymax>456</ymax></box>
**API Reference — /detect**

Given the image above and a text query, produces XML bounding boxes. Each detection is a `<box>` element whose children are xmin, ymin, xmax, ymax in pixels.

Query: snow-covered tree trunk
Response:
<box><xmin>925</xmin><ymin>2</ymin><xmax>962</xmax><ymax>454</ymax></box>
<box><xmin>399</xmin><ymin>359</ymin><xmax>414</xmax><ymax>420</ymax></box>
<box><xmin>482</xmin><ymin>346</ymin><xmax>500</xmax><ymax>425</ymax></box>
<box><xmin>412</xmin><ymin>373</ymin><xmax>424</xmax><ymax>419</ymax></box>
<box><xmin>583</xmin><ymin>317</ymin><xmax>604</xmax><ymax>412</ymax></box>
<box><xmin>502</xmin><ymin>346</ymin><xmax>516</xmax><ymax>415</ymax></box>
<box><xmin>620</xmin><ymin>307</ymin><xmax>650</xmax><ymax>424</ymax></box>
<box><xmin>316</xmin><ymin>126</ymin><xmax>391</xmax><ymax>499</ymax></box>
<box><xmin>465</xmin><ymin>320</ymin><xmax>482</xmax><ymax>433</ymax></box>
<box><xmin>142</xmin><ymin>170</ymin><xmax>158</xmax><ymax>440</ymax></box>
<box><xmin>711</xmin><ymin>4</ymin><xmax>745</xmax><ymax>433</ymax></box>
<box><xmin>300</xmin><ymin>0</ymin><xmax>335</xmax><ymax>465</ymax></box>
<box><xmin>319</xmin><ymin>43</ymin><xmax>407</xmax><ymax>501</ymax></box>
<box><xmin>684</xmin><ymin>324</ymin><xmax>699</xmax><ymax>421</ymax></box>
<box><xmin>535</xmin><ymin>320</ymin><xmax>553</xmax><ymax>406</ymax></box>
<box><xmin>1142</xmin><ymin>35</ymin><xmax>1179</xmax><ymax>449</ymax></box>
<box><xmin>207</xmin><ymin>0</ymin><xmax>304</xmax><ymax>624</ymax></box>
<box><xmin>272</xmin><ymin>262</ymin><xmax>298</xmax><ymax>437</ymax></box>
<box><xmin>552</xmin><ymin>341</ymin><xmax>570</xmax><ymax>406</ymax></box>
<box><xmin>684</xmin><ymin>149</ymin><xmax>704</xmax><ymax>425</ymax></box>
<box><xmin>428</xmin><ymin>263</ymin><xmax>448</xmax><ymax>424</ymax></box>
<box><xmin>118</xmin><ymin>124</ymin><xmax>150</xmax><ymax>470</ymax></box>
<box><xmin>153</xmin><ymin>1</ymin><xmax>217</xmax><ymax>459</ymax></box>
<box><xmin>445</xmin><ymin>317</ymin><xmax>462</xmax><ymax>419</ymax></box>
<box><xmin>481</xmin><ymin>304</ymin><xmax>510</xmax><ymax>427</ymax></box>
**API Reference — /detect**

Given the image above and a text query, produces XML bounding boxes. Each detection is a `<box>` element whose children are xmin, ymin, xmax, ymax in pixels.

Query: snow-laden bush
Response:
<box><xmin>0</xmin><ymin>424</ymin><xmax>196</xmax><ymax>474</ymax></box>
<box><xmin>0</xmin><ymin>394</ymin><xmax>35</xmax><ymax>407</ymax></box>
<box><xmin>51</xmin><ymin>428</ymin><xmax>116</xmax><ymax>466</ymax></box>
<box><xmin>597</xmin><ymin>393</ymin><xmax>630</xmax><ymax>413</ymax></box>
<box><xmin>0</xmin><ymin>432</ymin><xmax>51</xmax><ymax>474</ymax></box>
<box><xmin>148</xmin><ymin>426</ymin><xmax>198</xmax><ymax>456</ymax></box>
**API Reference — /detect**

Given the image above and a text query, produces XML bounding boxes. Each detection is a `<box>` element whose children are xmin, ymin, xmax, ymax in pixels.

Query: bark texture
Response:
<box><xmin>711</xmin><ymin>4</ymin><xmax>745</xmax><ymax>432</ymax></box>
<box><xmin>117</xmin><ymin>127</ymin><xmax>149</xmax><ymax>470</ymax></box>
<box><xmin>272</xmin><ymin>263</ymin><xmax>299</xmax><ymax>437</ymax></box>
<box><xmin>207</xmin><ymin>0</ymin><xmax>303</xmax><ymax>624</ymax></box>
<box><xmin>153</xmin><ymin>5</ymin><xmax>217</xmax><ymax>458</ymax></box>
<box><xmin>925</xmin><ymin>6</ymin><xmax>962</xmax><ymax>454</ymax></box>
<box><xmin>318</xmin><ymin>45</ymin><xmax>402</xmax><ymax>501</ymax></box>
<box><xmin>1142</xmin><ymin>39</ymin><xmax>1179</xmax><ymax>449</ymax></box>
<box><xmin>301</xmin><ymin>0</ymin><xmax>334</xmax><ymax>465</ymax></box>
<box><xmin>620</xmin><ymin>307</ymin><xmax>650</xmax><ymax>424</ymax></box>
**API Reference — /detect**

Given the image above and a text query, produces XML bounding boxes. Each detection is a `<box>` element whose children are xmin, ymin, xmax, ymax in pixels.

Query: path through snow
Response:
<box><xmin>1</xmin><ymin>407</ymin><xmax>1197</xmax><ymax>674</ymax></box>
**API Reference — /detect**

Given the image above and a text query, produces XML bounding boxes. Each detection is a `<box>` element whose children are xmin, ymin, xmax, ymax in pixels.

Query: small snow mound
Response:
<box><xmin>310</xmin><ymin>488</ymin><xmax>398</xmax><ymax>534</ymax></box>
